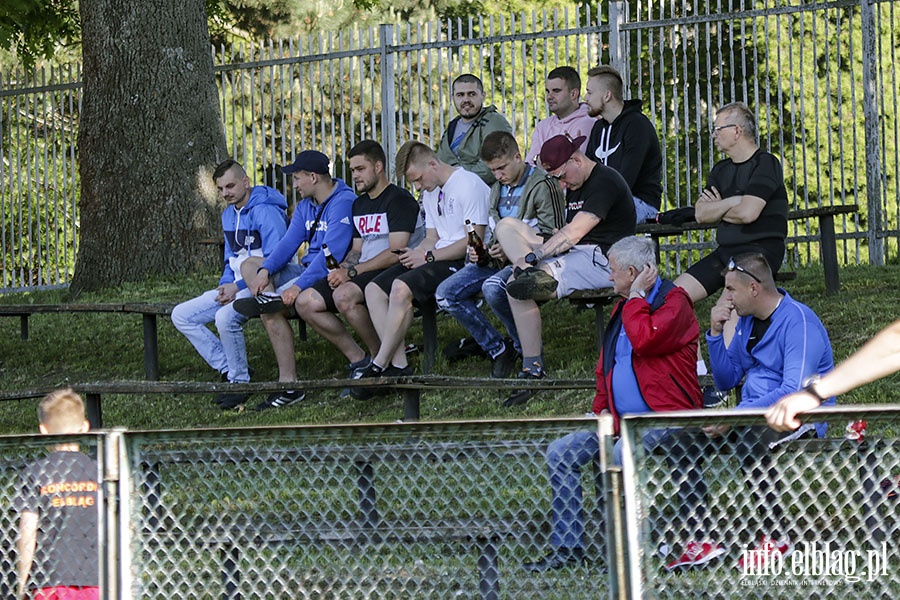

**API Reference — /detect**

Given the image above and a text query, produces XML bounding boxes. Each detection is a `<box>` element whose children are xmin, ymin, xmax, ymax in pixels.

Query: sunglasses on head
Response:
<box><xmin>727</xmin><ymin>257</ymin><xmax>761</xmax><ymax>283</ymax></box>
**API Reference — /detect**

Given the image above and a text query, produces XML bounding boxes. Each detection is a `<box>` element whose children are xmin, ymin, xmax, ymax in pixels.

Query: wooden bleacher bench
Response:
<box><xmin>636</xmin><ymin>204</ymin><xmax>858</xmax><ymax>294</ymax></box>
<box><xmin>0</xmin><ymin>302</ymin><xmax>175</xmax><ymax>380</ymax></box>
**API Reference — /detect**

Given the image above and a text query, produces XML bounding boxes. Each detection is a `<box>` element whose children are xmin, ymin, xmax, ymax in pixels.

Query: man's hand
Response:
<box><xmin>630</xmin><ymin>263</ymin><xmax>658</xmax><ymax>294</ymax></box>
<box><xmin>709</xmin><ymin>294</ymin><xmax>733</xmax><ymax>336</ymax></box>
<box><xmin>400</xmin><ymin>247</ymin><xmax>427</xmax><ymax>269</ymax></box>
<box><xmin>280</xmin><ymin>285</ymin><xmax>301</xmax><ymax>307</ymax></box>
<box><xmin>466</xmin><ymin>246</ymin><xmax>480</xmax><ymax>263</ymax></box>
<box><xmin>488</xmin><ymin>243</ymin><xmax>507</xmax><ymax>262</ymax></box>
<box><xmin>703</xmin><ymin>424</ymin><xmax>730</xmax><ymax>438</ymax></box>
<box><xmin>697</xmin><ymin>186</ymin><xmax>722</xmax><ymax>204</ymax></box>
<box><xmin>327</xmin><ymin>268</ymin><xmax>349</xmax><ymax>288</ymax></box>
<box><xmin>765</xmin><ymin>393</ymin><xmax>821</xmax><ymax>432</ymax></box>
<box><xmin>215</xmin><ymin>283</ymin><xmax>238</xmax><ymax>305</ymax></box>
<box><xmin>249</xmin><ymin>269</ymin><xmax>270</xmax><ymax>296</ymax></box>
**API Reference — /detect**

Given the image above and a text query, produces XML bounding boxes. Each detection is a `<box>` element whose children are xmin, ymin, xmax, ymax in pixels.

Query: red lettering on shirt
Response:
<box><xmin>355</xmin><ymin>213</ymin><xmax>389</xmax><ymax>235</ymax></box>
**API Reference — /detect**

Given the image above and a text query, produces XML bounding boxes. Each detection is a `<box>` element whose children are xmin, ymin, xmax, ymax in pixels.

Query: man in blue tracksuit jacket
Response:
<box><xmin>704</xmin><ymin>251</ymin><xmax>835</xmax><ymax>572</ymax></box>
<box><xmin>171</xmin><ymin>159</ymin><xmax>288</xmax><ymax>406</ymax></box>
<box><xmin>234</xmin><ymin>150</ymin><xmax>356</xmax><ymax>410</ymax></box>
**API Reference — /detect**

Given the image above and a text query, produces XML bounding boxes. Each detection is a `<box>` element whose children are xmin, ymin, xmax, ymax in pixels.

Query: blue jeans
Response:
<box><xmin>481</xmin><ymin>265</ymin><xmax>520</xmax><ymax>353</ymax></box>
<box><xmin>547</xmin><ymin>427</ymin><xmax>704</xmax><ymax>549</ymax></box>
<box><xmin>171</xmin><ymin>288</ymin><xmax>252</xmax><ymax>383</ymax></box>
<box><xmin>634</xmin><ymin>196</ymin><xmax>659</xmax><ymax>223</ymax></box>
<box><xmin>435</xmin><ymin>263</ymin><xmax>506</xmax><ymax>355</ymax></box>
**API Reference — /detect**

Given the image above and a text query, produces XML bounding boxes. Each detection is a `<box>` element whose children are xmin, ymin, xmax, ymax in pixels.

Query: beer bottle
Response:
<box><xmin>323</xmin><ymin>243</ymin><xmax>340</xmax><ymax>271</ymax></box>
<box><xmin>465</xmin><ymin>220</ymin><xmax>490</xmax><ymax>267</ymax></box>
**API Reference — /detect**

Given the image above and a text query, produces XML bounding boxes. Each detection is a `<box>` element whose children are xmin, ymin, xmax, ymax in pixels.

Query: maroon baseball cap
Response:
<box><xmin>539</xmin><ymin>134</ymin><xmax>586</xmax><ymax>171</ymax></box>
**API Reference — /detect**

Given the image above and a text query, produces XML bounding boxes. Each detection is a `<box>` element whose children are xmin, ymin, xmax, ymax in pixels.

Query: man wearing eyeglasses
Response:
<box><xmin>490</xmin><ymin>133</ymin><xmax>635</xmax><ymax>406</ymax></box>
<box><xmin>673</xmin><ymin>102</ymin><xmax>788</xmax><ymax>304</ymax></box>
<box><xmin>703</xmin><ymin>252</ymin><xmax>835</xmax><ymax>571</ymax></box>
<box><xmin>353</xmin><ymin>141</ymin><xmax>490</xmax><ymax>392</ymax></box>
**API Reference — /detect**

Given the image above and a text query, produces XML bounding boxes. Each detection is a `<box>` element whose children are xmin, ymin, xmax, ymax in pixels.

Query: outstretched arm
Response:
<box><xmin>766</xmin><ymin>319</ymin><xmax>900</xmax><ymax>431</ymax></box>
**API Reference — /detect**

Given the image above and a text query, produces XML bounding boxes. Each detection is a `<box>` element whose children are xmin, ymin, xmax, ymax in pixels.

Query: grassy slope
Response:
<box><xmin>0</xmin><ymin>264</ymin><xmax>897</xmax><ymax>434</ymax></box>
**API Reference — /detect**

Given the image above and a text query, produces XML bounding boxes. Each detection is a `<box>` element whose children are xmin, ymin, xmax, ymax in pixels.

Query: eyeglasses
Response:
<box><xmin>549</xmin><ymin>158</ymin><xmax>572</xmax><ymax>180</ymax></box>
<box><xmin>727</xmin><ymin>257</ymin><xmax>761</xmax><ymax>283</ymax></box>
<box><xmin>437</xmin><ymin>190</ymin><xmax>444</xmax><ymax>216</ymax></box>
<box><xmin>711</xmin><ymin>123</ymin><xmax>739</xmax><ymax>135</ymax></box>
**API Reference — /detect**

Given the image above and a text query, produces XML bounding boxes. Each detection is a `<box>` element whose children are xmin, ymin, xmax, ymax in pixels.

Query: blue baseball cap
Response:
<box><xmin>281</xmin><ymin>150</ymin><xmax>330</xmax><ymax>175</ymax></box>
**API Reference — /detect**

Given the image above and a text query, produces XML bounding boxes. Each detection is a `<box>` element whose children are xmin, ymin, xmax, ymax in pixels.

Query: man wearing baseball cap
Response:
<box><xmin>489</xmin><ymin>133</ymin><xmax>635</xmax><ymax>406</ymax></box>
<box><xmin>232</xmin><ymin>149</ymin><xmax>356</xmax><ymax>410</ymax></box>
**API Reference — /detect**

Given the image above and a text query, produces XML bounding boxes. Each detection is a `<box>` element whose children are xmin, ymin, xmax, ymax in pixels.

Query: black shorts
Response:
<box><xmin>685</xmin><ymin>239</ymin><xmax>785</xmax><ymax>296</ymax></box>
<box><xmin>309</xmin><ymin>269</ymin><xmax>385</xmax><ymax>313</ymax></box>
<box><xmin>369</xmin><ymin>260</ymin><xmax>465</xmax><ymax>305</ymax></box>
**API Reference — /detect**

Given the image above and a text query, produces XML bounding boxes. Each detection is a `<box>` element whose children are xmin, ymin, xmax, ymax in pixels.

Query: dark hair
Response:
<box><xmin>547</xmin><ymin>66</ymin><xmax>581</xmax><ymax>91</ymax></box>
<box><xmin>213</xmin><ymin>158</ymin><xmax>244</xmax><ymax>182</ymax></box>
<box><xmin>587</xmin><ymin>65</ymin><xmax>624</xmax><ymax>101</ymax></box>
<box><xmin>480</xmin><ymin>131</ymin><xmax>520</xmax><ymax>162</ymax></box>
<box><xmin>452</xmin><ymin>74</ymin><xmax>484</xmax><ymax>93</ymax></box>
<box><xmin>348</xmin><ymin>140</ymin><xmax>387</xmax><ymax>169</ymax></box>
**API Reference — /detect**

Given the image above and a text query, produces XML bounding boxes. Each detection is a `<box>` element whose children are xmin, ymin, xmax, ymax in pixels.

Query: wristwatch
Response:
<box><xmin>630</xmin><ymin>288</ymin><xmax>646</xmax><ymax>299</ymax></box>
<box><xmin>425</xmin><ymin>250</ymin><xmax>435</xmax><ymax>263</ymax></box>
<box><xmin>801</xmin><ymin>374</ymin><xmax>826</xmax><ymax>403</ymax></box>
<box><xmin>347</xmin><ymin>266</ymin><xmax>358</xmax><ymax>278</ymax></box>
<box><xmin>525</xmin><ymin>252</ymin><xmax>539</xmax><ymax>266</ymax></box>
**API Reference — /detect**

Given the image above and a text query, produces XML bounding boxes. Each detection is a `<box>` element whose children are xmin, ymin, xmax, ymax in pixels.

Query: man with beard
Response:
<box><xmin>584</xmin><ymin>65</ymin><xmax>663</xmax><ymax>223</ymax></box>
<box><xmin>436</xmin><ymin>74</ymin><xmax>513</xmax><ymax>185</ymax></box>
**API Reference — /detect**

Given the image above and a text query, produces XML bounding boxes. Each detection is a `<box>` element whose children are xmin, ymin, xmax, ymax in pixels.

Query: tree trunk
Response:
<box><xmin>71</xmin><ymin>0</ymin><xmax>226</xmax><ymax>293</ymax></box>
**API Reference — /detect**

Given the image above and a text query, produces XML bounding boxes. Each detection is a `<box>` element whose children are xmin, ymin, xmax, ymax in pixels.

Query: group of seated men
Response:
<box><xmin>169</xmin><ymin>63</ymin><xmax>842</xmax><ymax>572</ymax></box>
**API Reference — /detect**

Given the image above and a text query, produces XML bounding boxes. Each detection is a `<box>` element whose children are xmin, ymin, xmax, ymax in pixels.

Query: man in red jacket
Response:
<box><xmin>524</xmin><ymin>235</ymin><xmax>709</xmax><ymax>573</ymax></box>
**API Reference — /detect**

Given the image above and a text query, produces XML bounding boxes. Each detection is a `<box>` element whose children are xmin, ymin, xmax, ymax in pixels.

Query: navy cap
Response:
<box><xmin>281</xmin><ymin>150</ymin><xmax>331</xmax><ymax>175</ymax></box>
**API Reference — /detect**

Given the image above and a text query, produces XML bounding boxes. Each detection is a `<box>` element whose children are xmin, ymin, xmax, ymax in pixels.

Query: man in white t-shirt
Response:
<box><xmin>354</xmin><ymin>141</ymin><xmax>490</xmax><ymax>393</ymax></box>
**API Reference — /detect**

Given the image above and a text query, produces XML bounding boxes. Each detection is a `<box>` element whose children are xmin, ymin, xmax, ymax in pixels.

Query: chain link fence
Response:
<box><xmin>0</xmin><ymin>412</ymin><xmax>897</xmax><ymax>598</ymax></box>
<box><xmin>620</xmin><ymin>407</ymin><xmax>900</xmax><ymax>599</ymax></box>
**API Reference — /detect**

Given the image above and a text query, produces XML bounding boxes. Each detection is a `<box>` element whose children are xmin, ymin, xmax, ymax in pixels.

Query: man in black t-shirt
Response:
<box><xmin>16</xmin><ymin>389</ymin><xmax>100</xmax><ymax>600</ymax></box>
<box><xmin>284</xmin><ymin>140</ymin><xmax>422</xmax><ymax>406</ymax></box>
<box><xmin>493</xmin><ymin>134</ymin><xmax>635</xmax><ymax>405</ymax></box>
<box><xmin>674</xmin><ymin>102</ymin><xmax>788</xmax><ymax>303</ymax></box>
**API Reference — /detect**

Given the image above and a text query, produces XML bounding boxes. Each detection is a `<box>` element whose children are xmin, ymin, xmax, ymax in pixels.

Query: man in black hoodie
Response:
<box><xmin>584</xmin><ymin>65</ymin><xmax>663</xmax><ymax>223</ymax></box>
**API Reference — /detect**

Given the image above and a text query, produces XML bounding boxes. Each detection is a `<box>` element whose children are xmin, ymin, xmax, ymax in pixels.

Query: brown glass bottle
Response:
<box><xmin>322</xmin><ymin>243</ymin><xmax>340</xmax><ymax>271</ymax></box>
<box><xmin>465</xmin><ymin>220</ymin><xmax>490</xmax><ymax>267</ymax></box>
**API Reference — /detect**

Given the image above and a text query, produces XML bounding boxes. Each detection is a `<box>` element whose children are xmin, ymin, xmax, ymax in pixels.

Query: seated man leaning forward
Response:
<box><xmin>233</xmin><ymin>150</ymin><xmax>356</xmax><ymax>410</ymax></box>
<box><xmin>704</xmin><ymin>252</ymin><xmax>835</xmax><ymax>571</ymax></box>
<box><xmin>523</xmin><ymin>236</ymin><xmax>703</xmax><ymax>573</ymax></box>
<box><xmin>295</xmin><ymin>140</ymin><xmax>422</xmax><ymax>395</ymax></box>
<box><xmin>434</xmin><ymin>130</ymin><xmax>565</xmax><ymax>379</ymax></box>
<box><xmin>353</xmin><ymin>141</ymin><xmax>490</xmax><ymax>396</ymax></box>
<box><xmin>674</xmin><ymin>102</ymin><xmax>788</xmax><ymax>303</ymax></box>
<box><xmin>171</xmin><ymin>159</ymin><xmax>288</xmax><ymax>408</ymax></box>
<box><xmin>491</xmin><ymin>133</ymin><xmax>635</xmax><ymax>406</ymax></box>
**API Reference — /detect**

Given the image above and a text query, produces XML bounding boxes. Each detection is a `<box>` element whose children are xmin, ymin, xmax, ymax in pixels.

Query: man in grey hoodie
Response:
<box><xmin>436</xmin><ymin>74</ymin><xmax>513</xmax><ymax>186</ymax></box>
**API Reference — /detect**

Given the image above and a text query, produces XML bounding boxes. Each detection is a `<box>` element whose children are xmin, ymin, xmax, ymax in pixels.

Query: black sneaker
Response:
<box><xmin>215</xmin><ymin>392</ymin><xmax>250</xmax><ymax>410</ymax></box>
<box><xmin>506</xmin><ymin>268</ymin><xmax>559</xmax><ymax>301</ymax></box>
<box><xmin>255</xmin><ymin>390</ymin><xmax>306</xmax><ymax>410</ymax></box>
<box><xmin>523</xmin><ymin>546</ymin><xmax>585</xmax><ymax>573</ymax></box>
<box><xmin>503</xmin><ymin>368</ymin><xmax>547</xmax><ymax>407</ymax></box>
<box><xmin>349</xmin><ymin>362</ymin><xmax>384</xmax><ymax>400</ymax></box>
<box><xmin>232</xmin><ymin>293</ymin><xmax>286</xmax><ymax>317</ymax></box>
<box><xmin>340</xmin><ymin>355</ymin><xmax>372</xmax><ymax>398</ymax></box>
<box><xmin>702</xmin><ymin>386</ymin><xmax>727</xmax><ymax>408</ymax></box>
<box><xmin>490</xmin><ymin>341</ymin><xmax>518</xmax><ymax>379</ymax></box>
<box><xmin>382</xmin><ymin>364</ymin><xmax>413</xmax><ymax>378</ymax></box>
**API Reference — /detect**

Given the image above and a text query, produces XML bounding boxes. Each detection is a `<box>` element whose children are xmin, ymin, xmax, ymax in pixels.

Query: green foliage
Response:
<box><xmin>0</xmin><ymin>0</ymin><xmax>80</xmax><ymax>69</ymax></box>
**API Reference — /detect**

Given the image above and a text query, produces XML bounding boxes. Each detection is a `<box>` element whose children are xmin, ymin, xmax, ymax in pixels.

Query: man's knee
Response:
<box><xmin>296</xmin><ymin>289</ymin><xmax>326</xmax><ymax>318</ymax></box>
<box><xmin>214</xmin><ymin>304</ymin><xmax>243</xmax><ymax>332</ymax></box>
<box><xmin>389</xmin><ymin>279</ymin><xmax>414</xmax><ymax>306</ymax></box>
<box><xmin>240</xmin><ymin>257</ymin><xmax>264</xmax><ymax>282</ymax></box>
<box><xmin>333</xmin><ymin>284</ymin><xmax>363</xmax><ymax>314</ymax></box>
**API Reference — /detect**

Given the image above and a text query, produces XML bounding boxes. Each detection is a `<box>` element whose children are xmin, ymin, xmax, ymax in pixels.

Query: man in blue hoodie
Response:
<box><xmin>171</xmin><ymin>159</ymin><xmax>288</xmax><ymax>407</ymax></box>
<box><xmin>235</xmin><ymin>150</ymin><xmax>356</xmax><ymax>410</ymax></box>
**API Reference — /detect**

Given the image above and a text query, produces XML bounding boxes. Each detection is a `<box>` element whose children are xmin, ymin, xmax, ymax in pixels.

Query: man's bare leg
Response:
<box><xmin>495</xmin><ymin>217</ymin><xmax>542</xmax><ymax>261</ymax></box>
<box><xmin>368</xmin><ymin>280</ymin><xmax>414</xmax><ymax>369</ymax></box>
<box><xmin>334</xmin><ymin>283</ymin><xmax>380</xmax><ymax>359</ymax></box>
<box><xmin>296</xmin><ymin>287</ymin><xmax>367</xmax><ymax>364</ymax></box>
<box><xmin>260</xmin><ymin>311</ymin><xmax>297</xmax><ymax>382</ymax></box>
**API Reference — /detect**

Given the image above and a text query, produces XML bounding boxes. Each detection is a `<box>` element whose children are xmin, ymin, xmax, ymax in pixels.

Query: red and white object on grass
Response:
<box><xmin>845</xmin><ymin>420</ymin><xmax>867</xmax><ymax>441</ymax></box>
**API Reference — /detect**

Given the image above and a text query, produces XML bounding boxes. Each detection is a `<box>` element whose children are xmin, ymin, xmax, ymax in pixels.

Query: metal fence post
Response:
<box><xmin>379</xmin><ymin>24</ymin><xmax>398</xmax><ymax>179</ymax></box>
<box><xmin>860</xmin><ymin>0</ymin><xmax>885</xmax><ymax>265</ymax></box>
<box><xmin>103</xmin><ymin>429</ymin><xmax>124</xmax><ymax>600</ymax></box>
<box><xmin>607</xmin><ymin>2</ymin><xmax>628</xmax><ymax>94</ymax></box>
<box><xmin>598</xmin><ymin>413</ymin><xmax>628</xmax><ymax>600</ymax></box>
